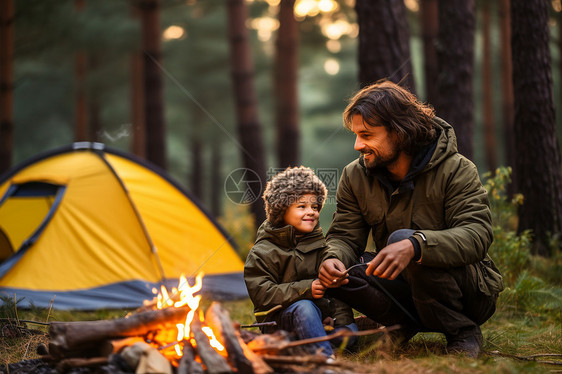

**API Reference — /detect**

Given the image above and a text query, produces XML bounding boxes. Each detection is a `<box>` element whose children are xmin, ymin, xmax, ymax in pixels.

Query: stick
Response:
<box><xmin>487</xmin><ymin>350</ymin><xmax>562</xmax><ymax>365</ymax></box>
<box><xmin>260</xmin><ymin>354</ymin><xmax>339</xmax><ymax>366</ymax></box>
<box><xmin>249</xmin><ymin>324</ymin><xmax>398</xmax><ymax>353</ymax></box>
<box><xmin>239</xmin><ymin>322</ymin><xmax>277</xmax><ymax>329</ymax></box>
<box><xmin>56</xmin><ymin>357</ymin><xmax>108</xmax><ymax>372</ymax></box>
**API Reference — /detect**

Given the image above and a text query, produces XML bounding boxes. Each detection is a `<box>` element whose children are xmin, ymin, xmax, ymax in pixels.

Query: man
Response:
<box><xmin>319</xmin><ymin>80</ymin><xmax>503</xmax><ymax>358</ymax></box>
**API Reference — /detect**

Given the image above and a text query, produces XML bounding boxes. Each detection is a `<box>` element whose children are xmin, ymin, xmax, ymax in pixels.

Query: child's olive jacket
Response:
<box><xmin>323</xmin><ymin>117</ymin><xmax>503</xmax><ymax>297</ymax></box>
<box><xmin>244</xmin><ymin>221</ymin><xmax>355</xmax><ymax>326</ymax></box>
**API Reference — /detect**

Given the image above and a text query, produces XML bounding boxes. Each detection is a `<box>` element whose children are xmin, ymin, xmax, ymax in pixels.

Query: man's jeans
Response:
<box><xmin>278</xmin><ymin>300</ymin><xmax>333</xmax><ymax>357</ymax></box>
<box><xmin>327</xmin><ymin>229</ymin><xmax>497</xmax><ymax>338</ymax></box>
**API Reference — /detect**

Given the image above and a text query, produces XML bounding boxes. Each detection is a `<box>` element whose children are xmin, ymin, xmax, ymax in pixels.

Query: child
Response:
<box><xmin>244</xmin><ymin>166</ymin><xmax>357</xmax><ymax>358</ymax></box>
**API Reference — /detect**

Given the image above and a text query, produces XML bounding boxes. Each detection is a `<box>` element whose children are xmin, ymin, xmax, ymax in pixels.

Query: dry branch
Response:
<box><xmin>55</xmin><ymin>357</ymin><xmax>108</xmax><ymax>372</ymax></box>
<box><xmin>249</xmin><ymin>325</ymin><xmax>397</xmax><ymax>353</ymax></box>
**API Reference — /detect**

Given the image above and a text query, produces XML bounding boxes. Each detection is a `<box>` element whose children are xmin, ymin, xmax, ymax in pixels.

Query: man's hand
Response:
<box><xmin>311</xmin><ymin>279</ymin><xmax>326</xmax><ymax>299</ymax></box>
<box><xmin>366</xmin><ymin>239</ymin><xmax>414</xmax><ymax>280</ymax></box>
<box><xmin>318</xmin><ymin>258</ymin><xmax>349</xmax><ymax>287</ymax></box>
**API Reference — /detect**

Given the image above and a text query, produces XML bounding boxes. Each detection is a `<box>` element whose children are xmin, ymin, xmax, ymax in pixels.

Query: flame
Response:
<box><xmin>148</xmin><ymin>272</ymin><xmax>225</xmax><ymax>361</ymax></box>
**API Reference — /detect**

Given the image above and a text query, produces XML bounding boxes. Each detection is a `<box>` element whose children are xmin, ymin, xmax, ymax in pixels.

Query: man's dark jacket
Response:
<box><xmin>323</xmin><ymin>117</ymin><xmax>503</xmax><ymax>297</ymax></box>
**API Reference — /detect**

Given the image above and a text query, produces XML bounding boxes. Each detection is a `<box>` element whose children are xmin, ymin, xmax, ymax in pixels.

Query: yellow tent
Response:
<box><xmin>0</xmin><ymin>143</ymin><xmax>247</xmax><ymax>309</ymax></box>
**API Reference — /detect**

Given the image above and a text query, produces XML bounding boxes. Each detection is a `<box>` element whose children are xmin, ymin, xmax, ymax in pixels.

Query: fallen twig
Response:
<box><xmin>251</xmin><ymin>324</ymin><xmax>399</xmax><ymax>353</ymax></box>
<box><xmin>239</xmin><ymin>322</ymin><xmax>277</xmax><ymax>329</ymax></box>
<box><xmin>487</xmin><ymin>350</ymin><xmax>562</xmax><ymax>365</ymax></box>
<box><xmin>0</xmin><ymin>318</ymin><xmax>50</xmax><ymax>326</ymax></box>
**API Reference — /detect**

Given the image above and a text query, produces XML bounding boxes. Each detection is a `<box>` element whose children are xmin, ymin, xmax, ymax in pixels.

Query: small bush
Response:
<box><xmin>499</xmin><ymin>271</ymin><xmax>562</xmax><ymax>321</ymax></box>
<box><xmin>218</xmin><ymin>202</ymin><xmax>256</xmax><ymax>261</ymax></box>
<box><xmin>484</xmin><ymin>167</ymin><xmax>531</xmax><ymax>284</ymax></box>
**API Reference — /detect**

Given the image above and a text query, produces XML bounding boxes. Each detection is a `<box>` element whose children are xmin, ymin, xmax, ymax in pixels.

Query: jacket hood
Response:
<box><xmin>255</xmin><ymin>220</ymin><xmax>325</xmax><ymax>251</ymax></box>
<box><xmin>424</xmin><ymin>116</ymin><xmax>458</xmax><ymax>171</ymax></box>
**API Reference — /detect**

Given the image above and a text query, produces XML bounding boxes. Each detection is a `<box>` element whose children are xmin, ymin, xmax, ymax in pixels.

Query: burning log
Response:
<box><xmin>205</xmin><ymin>302</ymin><xmax>254</xmax><ymax>374</ymax></box>
<box><xmin>178</xmin><ymin>344</ymin><xmax>204</xmax><ymax>374</ymax></box>
<box><xmin>100</xmin><ymin>336</ymin><xmax>146</xmax><ymax>356</ymax></box>
<box><xmin>49</xmin><ymin>306</ymin><xmax>189</xmax><ymax>359</ymax></box>
<box><xmin>190</xmin><ymin>318</ymin><xmax>232</xmax><ymax>374</ymax></box>
<box><xmin>205</xmin><ymin>302</ymin><xmax>273</xmax><ymax>374</ymax></box>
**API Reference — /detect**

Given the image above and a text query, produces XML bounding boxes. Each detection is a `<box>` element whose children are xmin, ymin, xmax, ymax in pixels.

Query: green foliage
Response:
<box><xmin>499</xmin><ymin>271</ymin><xmax>562</xmax><ymax>320</ymax></box>
<box><xmin>491</xmin><ymin>228</ymin><xmax>532</xmax><ymax>285</ymax></box>
<box><xmin>531</xmin><ymin>247</ymin><xmax>562</xmax><ymax>286</ymax></box>
<box><xmin>218</xmin><ymin>203</ymin><xmax>256</xmax><ymax>261</ymax></box>
<box><xmin>485</xmin><ymin>167</ymin><xmax>531</xmax><ymax>284</ymax></box>
<box><xmin>485</xmin><ymin>167</ymin><xmax>562</xmax><ymax>321</ymax></box>
<box><xmin>483</xmin><ymin>166</ymin><xmax>523</xmax><ymax>231</ymax></box>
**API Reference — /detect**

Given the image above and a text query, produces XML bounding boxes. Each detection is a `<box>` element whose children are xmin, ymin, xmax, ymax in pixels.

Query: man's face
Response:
<box><xmin>350</xmin><ymin>114</ymin><xmax>402</xmax><ymax>170</ymax></box>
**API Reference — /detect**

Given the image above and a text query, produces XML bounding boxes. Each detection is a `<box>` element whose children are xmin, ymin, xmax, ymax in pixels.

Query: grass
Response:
<box><xmin>1</xmin><ymin>295</ymin><xmax>561</xmax><ymax>373</ymax></box>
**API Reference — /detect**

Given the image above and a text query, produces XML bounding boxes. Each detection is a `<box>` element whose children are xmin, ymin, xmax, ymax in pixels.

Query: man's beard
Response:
<box><xmin>360</xmin><ymin>142</ymin><xmax>402</xmax><ymax>171</ymax></box>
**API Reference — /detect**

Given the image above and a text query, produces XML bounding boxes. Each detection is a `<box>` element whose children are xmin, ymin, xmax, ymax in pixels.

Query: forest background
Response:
<box><xmin>2</xmin><ymin>0</ymin><xmax>562</xmax><ymax>255</ymax></box>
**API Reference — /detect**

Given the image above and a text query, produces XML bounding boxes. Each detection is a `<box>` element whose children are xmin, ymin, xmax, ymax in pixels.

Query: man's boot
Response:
<box><xmin>446</xmin><ymin>325</ymin><xmax>483</xmax><ymax>358</ymax></box>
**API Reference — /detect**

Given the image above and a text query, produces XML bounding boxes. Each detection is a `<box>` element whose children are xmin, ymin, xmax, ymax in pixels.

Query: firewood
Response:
<box><xmin>205</xmin><ymin>302</ymin><xmax>254</xmax><ymax>374</ymax></box>
<box><xmin>260</xmin><ymin>354</ymin><xmax>337</xmax><ymax>366</ymax></box>
<box><xmin>190</xmin><ymin>318</ymin><xmax>232</xmax><ymax>374</ymax></box>
<box><xmin>204</xmin><ymin>302</ymin><xmax>273</xmax><ymax>374</ymax></box>
<box><xmin>177</xmin><ymin>344</ymin><xmax>204</xmax><ymax>374</ymax></box>
<box><xmin>246</xmin><ymin>330</ymin><xmax>292</xmax><ymax>354</ymax></box>
<box><xmin>55</xmin><ymin>357</ymin><xmax>108</xmax><ymax>372</ymax></box>
<box><xmin>100</xmin><ymin>336</ymin><xmax>146</xmax><ymax>356</ymax></box>
<box><xmin>49</xmin><ymin>306</ymin><xmax>189</xmax><ymax>359</ymax></box>
<box><xmin>236</xmin><ymin>333</ymin><xmax>273</xmax><ymax>374</ymax></box>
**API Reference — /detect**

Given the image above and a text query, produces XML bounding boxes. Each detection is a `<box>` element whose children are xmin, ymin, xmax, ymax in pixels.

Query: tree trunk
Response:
<box><xmin>482</xmin><ymin>0</ymin><xmax>497</xmax><ymax>172</ymax></box>
<box><xmin>226</xmin><ymin>0</ymin><xmax>267</xmax><ymax>226</ymax></box>
<box><xmin>0</xmin><ymin>0</ymin><xmax>14</xmax><ymax>173</ymax></box>
<box><xmin>499</xmin><ymin>0</ymin><xmax>516</xmax><ymax>193</ymax></box>
<box><xmin>511</xmin><ymin>0</ymin><xmax>562</xmax><ymax>256</ymax></box>
<box><xmin>274</xmin><ymin>0</ymin><xmax>300</xmax><ymax>168</ymax></box>
<box><xmin>139</xmin><ymin>0</ymin><xmax>166</xmax><ymax>170</ymax></box>
<box><xmin>131</xmin><ymin>5</ymin><xmax>145</xmax><ymax>158</ymax></box>
<box><xmin>420</xmin><ymin>0</ymin><xmax>438</xmax><ymax>103</ymax></box>
<box><xmin>355</xmin><ymin>0</ymin><xmax>415</xmax><ymax>92</ymax></box>
<box><xmin>211</xmin><ymin>139</ymin><xmax>221</xmax><ymax>218</ymax></box>
<box><xmin>88</xmin><ymin>54</ymin><xmax>102</xmax><ymax>142</ymax></box>
<box><xmin>74</xmin><ymin>0</ymin><xmax>88</xmax><ymax>142</ymax></box>
<box><xmin>190</xmin><ymin>135</ymin><xmax>203</xmax><ymax>201</ymax></box>
<box><xmin>434</xmin><ymin>0</ymin><xmax>475</xmax><ymax>159</ymax></box>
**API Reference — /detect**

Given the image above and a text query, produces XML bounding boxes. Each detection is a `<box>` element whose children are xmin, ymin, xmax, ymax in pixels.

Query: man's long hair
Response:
<box><xmin>343</xmin><ymin>80</ymin><xmax>437</xmax><ymax>155</ymax></box>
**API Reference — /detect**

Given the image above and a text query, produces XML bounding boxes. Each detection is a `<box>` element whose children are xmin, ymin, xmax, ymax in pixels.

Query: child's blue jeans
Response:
<box><xmin>278</xmin><ymin>299</ymin><xmax>334</xmax><ymax>356</ymax></box>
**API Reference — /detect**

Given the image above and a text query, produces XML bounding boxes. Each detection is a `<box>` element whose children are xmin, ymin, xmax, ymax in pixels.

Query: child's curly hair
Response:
<box><xmin>262</xmin><ymin>166</ymin><xmax>328</xmax><ymax>227</ymax></box>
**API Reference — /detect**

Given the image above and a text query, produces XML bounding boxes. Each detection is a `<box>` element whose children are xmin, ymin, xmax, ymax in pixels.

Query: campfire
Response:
<box><xmin>36</xmin><ymin>272</ymin><xmax>388</xmax><ymax>373</ymax></box>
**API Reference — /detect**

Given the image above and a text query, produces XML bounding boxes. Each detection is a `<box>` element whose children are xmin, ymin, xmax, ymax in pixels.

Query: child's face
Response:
<box><xmin>282</xmin><ymin>194</ymin><xmax>320</xmax><ymax>234</ymax></box>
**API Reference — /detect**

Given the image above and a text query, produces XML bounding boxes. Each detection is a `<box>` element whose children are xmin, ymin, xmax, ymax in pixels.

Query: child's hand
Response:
<box><xmin>312</xmin><ymin>278</ymin><xmax>326</xmax><ymax>298</ymax></box>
